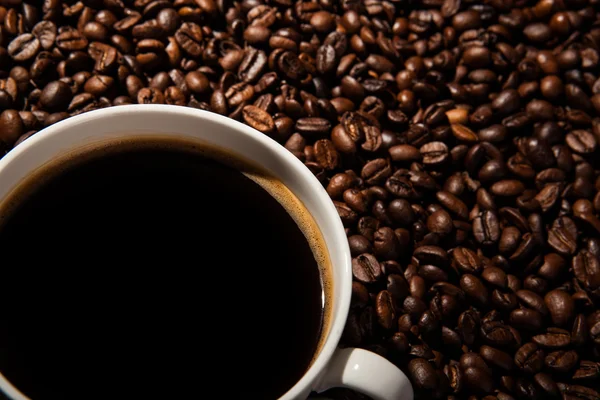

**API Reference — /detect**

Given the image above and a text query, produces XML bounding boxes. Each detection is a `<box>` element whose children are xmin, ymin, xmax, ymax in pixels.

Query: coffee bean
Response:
<box><xmin>32</xmin><ymin>21</ymin><xmax>57</xmax><ymax>50</ymax></box>
<box><xmin>374</xmin><ymin>227</ymin><xmax>401</xmax><ymax>260</ymax></box>
<box><xmin>314</xmin><ymin>139</ymin><xmax>340</xmax><ymax>170</ymax></box>
<box><xmin>473</xmin><ymin>210</ymin><xmax>500</xmax><ymax>245</ymax></box>
<box><xmin>175</xmin><ymin>23</ymin><xmax>203</xmax><ymax>57</ymax></box>
<box><xmin>481</xmin><ymin>321</ymin><xmax>520</xmax><ymax>347</ymax></box>
<box><xmin>420</xmin><ymin>141</ymin><xmax>449</xmax><ymax>166</ymax></box>
<box><xmin>544</xmin><ymin>289</ymin><xmax>574</xmax><ymax>327</ymax></box>
<box><xmin>545</xmin><ymin>350</ymin><xmax>579</xmax><ymax>373</ymax></box>
<box><xmin>296</xmin><ymin>118</ymin><xmax>331</xmax><ymax>137</ymax></box>
<box><xmin>547</xmin><ymin>217</ymin><xmax>578</xmax><ymax>256</ymax></box>
<box><xmin>510</xmin><ymin>308</ymin><xmax>544</xmax><ymax>332</ymax></box>
<box><xmin>352</xmin><ymin>253</ymin><xmax>382</xmax><ymax>284</ymax></box>
<box><xmin>56</xmin><ymin>28</ymin><xmax>88</xmax><ymax>51</ymax></box>
<box><xmin>532</xmin><ymin>328</ymin><xmax>571</xmax><ymax>349</ymax></box>
<box><xmin>480</xmin><ymin>345</ymin><xmax>513</xmax><ymax>371</ymax></box>
<box><xmin>491</xmin><ymin>180</ymin><xmax>526</xmax><ymax>197</ymax></box>
<box><xmin>0</xmin><ymin>110</ymin><xmax>24</xmax><ymax>146</ymax></box>
<box><xmin>451</xmin><ymin>124</ymin><xmax>479</xmax><ymax>143</ymax></box>
<box><xmin>83</xmin><ymin>75</ymin><xmax>114</xmax><ymax>97</ymax></box>
<box><xmin>452</xmin><ymin>247</ymin><xmax>482</xmax><ymax>275</ymax></box>
<box><xmin>516</xmin><ymin>290</ymin><xmax>548</xmax><ymax>316</ymax></box>
<box><xmin>389</xmin><ymin>144</ymin><xmax>421</xmax><ymax>163</ymax></box>
<box><xmin>464</xmin><ymin>366</ymin><xmax>494</xmax><ymax>394</ymax></box>
<box><xmin>242</xmin><ymin>105</ymin><xmax>274</xmax><ymax>134</ymax></box>
<box><xmin>40</xmin><ymin>81</ymin><xmax>73</xmax><ymax>112</ymax></box>
<box><xmin>414</xmin><ymin>246</ymin><xmax>449</xmax><ymax>268</ymax></box>
<box><xmin>481</xmin><ymin>267</ymin><xmax>507</xmax><ymax>289</ymax></box>
<box><xmin>515</xmin><ymin>343</ymin><xmax>545</xmax><ymax>374</ymax></box>
<box><xmin>427</xmin><ymin>210</ymin><xmax>453</xmax><ymax>236</ymax></box>
<box><xmin>566</xmin><ymin>130</ymin><xmax>597</xmax><ymax>154</ymax></box>
<box><xmin>460</xmin><ymin>274</ymin><xmax>488</xmax><ymax>307</ymax></box>
<box><xmin>403</xmin><ymin>296</ymin><xmax>427</xmax><ymax>321</ymax></box>
<box><xmin>310</xmin><ymin>11</ymin><xmax>335</xmax><ymax>33</ymax></box>
<box><xmin>573</xmin><ymin>360</ymin><xmax>600</xmax><ymax>381</ymax></box>
<box><xmin>572</xmin><ymin>250</ymin><xmax>600</xmax><ymax>291</ymax></box>
<box><xmin>137</xmin><ymin>87</ymin><xmax>164</xmax><ymax>104</ymax></box>
<box><xmin>88</xmin><ymin>42</ymin><xmax>118</xmax><ymax>74</ymax></box>
<box><xmin>408</xmin><ymin>358</ymin><xmax>437</xmax><ymax>390</ymax></box>
<box><xmin>436</xmin><ymin>191</ymin><xmax>469</xmax><ymax>219</ymax></box>
<box><xmin>533</xmin><ymin>373</ymin><xmax>560</xmax><ymax>398</ymax></box>
<box><xmin>558</xmin><ymin>383</ymin><xmax>600</xmax><ymax>400</ymax></box>
<box><xmin>225</xmin><ymin>82</ymin><xmax>254</xmax><ymax>107</ymax></box>
<box><xmin>326</xmin><ymin>173</ymin><xmax>354</xmax><ymax>202</ymax></box>
<box><xmin>376</xmin><ymin>290</ymin><xmax>396</xmax><ymax>330</ymax></box>
<box><xmin>8</xmin><ymin>33</ymin><xmax>40</xmax><ymax>61</ymax></box>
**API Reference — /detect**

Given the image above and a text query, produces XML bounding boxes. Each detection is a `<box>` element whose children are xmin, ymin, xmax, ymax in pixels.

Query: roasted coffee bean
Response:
<box><xmin>32</xmin><ymin>21</ymin><xmax>57</xmax><ymax>50</ymax></box>
<box><xmin>573</xmin><ymin>250</ymin><xmax>600</xmax><ymax>290</ymax></box>
<box><xmin>374</xmin><ymin>227</ymin><xmax>400</xmax><ymax>260</ymax></box>
<box><xmin>387</xmin><ymin>274</ymin><xmax>409</xmax><ymax>306</ymax></box>
<box><xmin>175</xmin><ymin>23</ymin><xmax>203</xmax><ymax>57</ymax></box>
<box><xmin>516</xmin><ymin>290</ymin><xmax>548</xmax><ymax>316</ymax></box>
<box><xmin>376</xmin><ymin>290</ymin><xmax>396</xmax><ymax>330</ymax></box>
<box><xmin>242</xmin><ymin>105</ymin><xmax>274</xmax><ymax>134</ymax></box>
<box><xmin>491</xmin><ymin>180</ymin><xmax>526</xmax><ymax>197</ymax></box>
<box><xmin>481</xmin><ymin>321</ymin><xmax>520</xmax><ymax>346</ymax></box>
<box><xmin>56</xmin><ymin>28</ymin><xmax>88</xmax><ymax>51</ymax></box>
<box><xmin>480</xmin><ymin>345</ymin><xmax>513</xmax><ymax>371</ymax></box>
<box><xmin>362</xmin><ymin>159</ymin><xmax>391</xmax><ymax>186</ymax></box>
<box><xmin>458</xmin><ymin>310</ymin><xmax>481</xmax><ymax>346</ymax></box>
<box><xmin>403</xmin><ymin>296</ymin><xmax>427</xmax><ymax>321</ymax></box>
<box><xmin>0</xmin><ymin>110</ymin><xmax>24</xmax><ymax>146</ymax></box>
<box><xmin>40</xmin><ymin>81</ymin><xmax>73</xmax><ymax>112</ymax></box>
<box><xmin>83</xmin><ymin>75</ymin><xmax>114</xmax><ymax>97</ymax></box>
<box><xmin>573</xmin><ymin>360</ymin><xmax>600</xmax><ymax>381</ymax></box>
<box><xmin>137</xmin><ymin>87</ymin><xmax>164</xmax><ymax>104</ymax></box>
<box><xmin>436</xmin><ymin>191</ymin><xmax>468</xmax><ymax>220</ymax></box>
<box><xmin>532</xmin><ymin>328</ymin><xmax>571</xmax><ymax>349</ymax></box>
<box><xmin>225</xmin><ymin>83</ymin><xmax>254</xmax><ymax>107</ymax></box>
<box><xmin>464</xmin><ymin>366</ymin><xmax>494</xmax><ymax>394</ymax></box>
<box><xmin>352</xmin><ymin>253</ymin><xmax>382</xmax><ymax>284</ymax></box>
<box><xmin>88</xmin><ymin>42</ymin><xmax>118</xmax><ymax>74</ymax></box>
<box><xmin>408</xmin><ymin>358</ymin><xmax>437</xmax><ymax>390</ymax></box>
<box><xmin>414</xmin><ymin>246</ymin><xmax>448</xmax><ymax>268</ymax></box>
<box><xmin>545</xmin><ymin>350</ymin><xmax>579</xmax><ymax>373</ymax></box>
<box><xmin>533</xmin><ymin>373</ymin><xmax>560</xmax><ymax>398</ymax></box>
<box><xmin>8</xmin><ymin>34</ymin><xmax>40</xmax><ymax>61</ymax></box>
<box><xmin>571</xmin><ymin>314</ymin><xmax>589</xmax><ymax>347</ymax></box>
<box><xmin>544</xmin><ymin>289</ymin><xmax>575</xmax><ymax>327</ymax></box>
<box><xmin>566</xmin><ymin>130</ymin><xmax>597</xmax><ymax>154</ymax></box>
<box><xmin>515</xmin><ymin>343</ymin><xmax>545</xmax><ymax>374</ymax></box>
<box><xmin>427</xmin><ymin>209</ymin><xmax>453</xmax><ymax>236</ymax></box>
<box><xmin>420</xmin><ymin>141</ymin><xmax>449</xmax><ymax>166</ymax></box>
<box><xmin>473</xmin><ymin>210</ymin><xmax>500</xmax><ymax>245</ymax></box>
<box><xmin>461</xmin><ymin>274</ymin><xmax>488</xmax><ymax>307</ymax></box>
<box><xmin>452</xmin><ymin>247</ymin><xmax>483</xmax><ymax>275</ymax></box>
<box><xmin>547</xmin><ymin>217</ymin><xmax>578</xmax><ymax>256</ymax></box>
<box><xmin>296</xmin><ymin>118</ymin><xmax>331</xmax><ymax>137</ymax></box>
<box><xmin>510</xmin><ymin>308</ymin><xmax>544</xmax><ymax>332</ymax></box>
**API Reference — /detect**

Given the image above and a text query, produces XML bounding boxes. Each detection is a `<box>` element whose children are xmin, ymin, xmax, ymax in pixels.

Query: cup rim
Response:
<box><xmin>0</xmin><ymin>105</ymin><xmax>353</xmax><ymax>400</ymax></box>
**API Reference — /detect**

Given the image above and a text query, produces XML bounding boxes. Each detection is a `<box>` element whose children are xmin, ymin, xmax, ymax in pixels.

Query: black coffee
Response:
<box><xmin>0</xmin><ymin>137</ymin><xmax>330</xmax><ymax>399</ymax></box>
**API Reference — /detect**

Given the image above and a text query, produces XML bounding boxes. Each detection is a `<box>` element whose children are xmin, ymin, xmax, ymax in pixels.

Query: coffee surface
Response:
<box><xmin>0</xmin><ymin>138</ymin><xmax>327</xmax><ymax>400</ymax></box>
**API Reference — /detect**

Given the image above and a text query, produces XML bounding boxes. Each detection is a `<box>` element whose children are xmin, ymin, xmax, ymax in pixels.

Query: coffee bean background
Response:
<box><xmin>0</xmin><ymin>0</ymin><xmax>600</xmax><ymax>398</ymax></box>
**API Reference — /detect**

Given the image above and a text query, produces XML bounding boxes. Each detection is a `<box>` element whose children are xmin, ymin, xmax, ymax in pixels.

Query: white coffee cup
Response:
<box><xmin>0</xmin><ymin>105</ymin><xmax>413</xmax><ymax>400</ymax></box>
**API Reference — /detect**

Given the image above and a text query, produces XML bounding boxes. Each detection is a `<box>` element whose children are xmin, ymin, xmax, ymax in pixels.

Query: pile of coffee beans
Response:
<box><xmin>0</xmin><ymin>0</ymin><xmax>600</xmax><ymax>398</ymax></box>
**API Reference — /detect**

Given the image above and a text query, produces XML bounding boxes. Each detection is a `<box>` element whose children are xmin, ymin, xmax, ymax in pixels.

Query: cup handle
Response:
<box><xmin>313</xmin><ymin>347</ymin><xmax>414</xmax><ymax>400</ymax></box>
